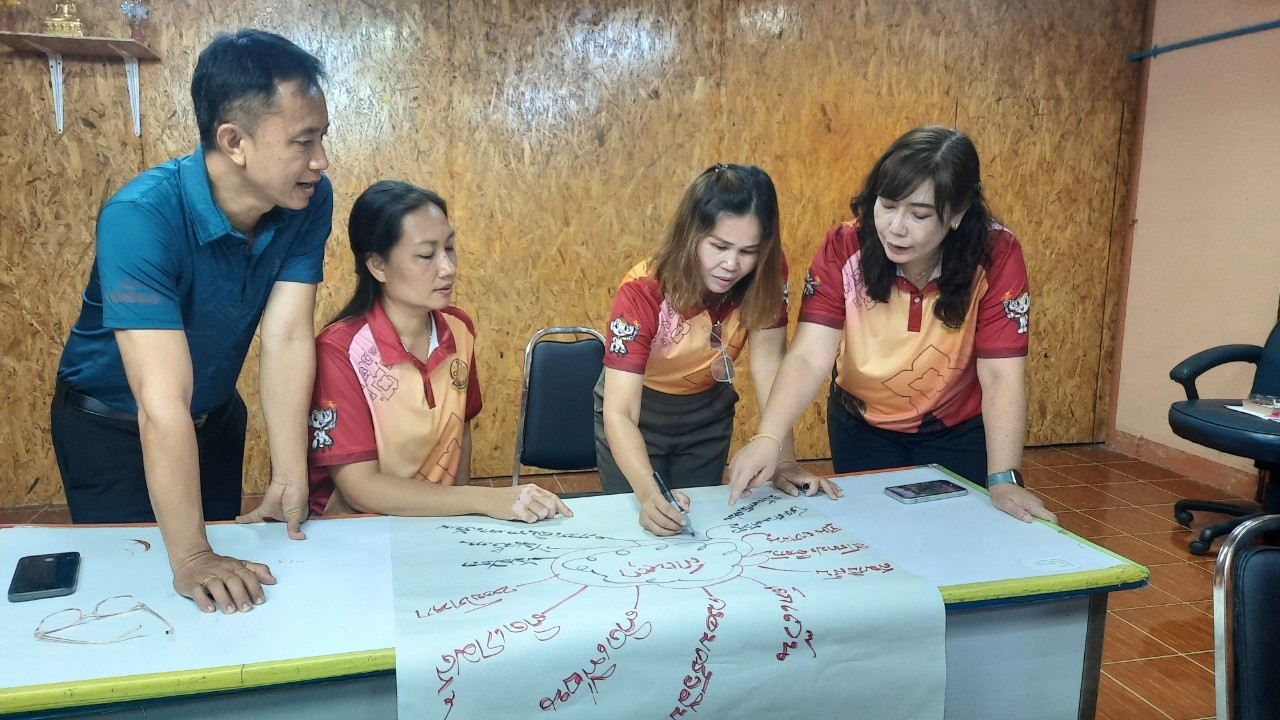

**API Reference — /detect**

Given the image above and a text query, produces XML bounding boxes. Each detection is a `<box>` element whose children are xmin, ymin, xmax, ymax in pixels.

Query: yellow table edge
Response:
<box><xmin>933</xmin><ymin>468</ymin><xmax>1151</xmax><ymax>604</ymax></box>
<box><xmin>0</xmin><ymin>647</ymin><xmax>396</xmax><ymax>713</ymax></box>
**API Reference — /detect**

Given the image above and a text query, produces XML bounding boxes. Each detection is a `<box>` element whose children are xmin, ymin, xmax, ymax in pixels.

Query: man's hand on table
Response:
<box><xmin>236</xmin><ymin>476</ymin><xmax>310</xmax><ymax>540</ymax></box>
<box><xmin>173</xmin><ymin>550</ymin><xmax>276</xmax><ymax>614</ymax></box>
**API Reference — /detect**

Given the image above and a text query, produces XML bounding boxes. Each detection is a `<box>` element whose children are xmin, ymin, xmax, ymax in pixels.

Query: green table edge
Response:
<box><xmin>0</xmin><ymin>647</ymin><xmax>396</xmax><ymax>714</ymax></box>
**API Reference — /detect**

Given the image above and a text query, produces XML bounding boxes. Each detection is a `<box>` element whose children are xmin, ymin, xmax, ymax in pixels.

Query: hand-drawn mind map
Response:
<box><xmin>390</xmin><ymin>487</ymin><xmax>947</xmax><ymax>720</ymax></box>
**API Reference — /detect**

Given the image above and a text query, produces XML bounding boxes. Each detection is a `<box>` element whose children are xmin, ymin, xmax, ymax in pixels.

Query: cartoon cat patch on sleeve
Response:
<box><xmin>1003</xmin><ymin>291</ymin><xmax>1030</xmax><ymax>334</ymax></box>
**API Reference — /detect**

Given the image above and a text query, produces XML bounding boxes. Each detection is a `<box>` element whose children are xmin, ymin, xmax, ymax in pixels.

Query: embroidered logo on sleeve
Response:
<box><xmin>608</xmin><ymin>315</ymin><xmax>640</xmax><ymax>356</ymax></box>
<box><xmin>449</xmin><ymin>358</ymin><xmax>468</xmax><ymax>390</ymax></box>
<box><xmin>1003</xmin><ymin>291</ymin><xmax>1030</xmax><ymax>334</ymax></box>
<box><xmin>309</xmin><ymin>405</ymin><xmax>338</xmax><ymax>452</ymax></box>
<box><xmin>803</xmin><ymin>271</ymin><xmax>819</xmax><ymax>298</ymax></box>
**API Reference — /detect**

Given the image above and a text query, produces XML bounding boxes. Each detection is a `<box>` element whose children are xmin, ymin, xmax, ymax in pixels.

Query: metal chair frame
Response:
<box><xmin>511</xmin><ymin>326</ymin><xmax>606</xmax><ymax>486</ymax></box>
<box><xmin>1213</xmin><ymin>513</ymin><xmax>1280</xmax><ymax>720</ymax></box>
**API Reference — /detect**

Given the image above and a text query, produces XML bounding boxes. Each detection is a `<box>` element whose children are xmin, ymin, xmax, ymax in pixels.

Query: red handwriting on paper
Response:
<box><xmin>538</xmin><ymin>609</ymin><xmax>653</xmax><ymax>712</ymax></box>
<box><xmin>764</xmin><ymin>585</ymin><xmax>815</xmax><ymax>661</ymax></box>
<box><xmin>437</xmin><ymin>611</ymin><xmax>561</xmax><ymax>718</ymax></box>
<box><xmin>762</xmin><ymin>522</ymin><xmax>844</xmax><ymax>544</ymax></box>
<box><xmin>816</xmin><ymin>563</ymin><xmax>895</xmax><ymax>580</ymax></box>
<box><xmin>667</xmin><ymin>593</ymin><xmax>727</xmax><ymax>718</ymax></box>
<box><xmin>618</xmin><ymin>557</ymin><xmax>705</xmax><ymax>578</ymax></box>
<box><xmin>415</xmin><ymin>585</ymin><xmax>516</xmax><ymax>618</ymax></box>
<box><xmin>765</xmin><ymin>542</ymin><xmax>868</xmax><ymax>561</ymax></box>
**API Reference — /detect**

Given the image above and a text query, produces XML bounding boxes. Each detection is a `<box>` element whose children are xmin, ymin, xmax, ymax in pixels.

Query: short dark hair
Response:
<box><xmin>651</xmin><ymin>164</ymin><xmax>786</xmax><ymax>330</ymax></box>
<box><xmin>851</xmin><ymin>125</ymin><xmax>995</xmax><ymax>328</ymax></box>
<box><xmin>191</xmin><ymin>29</ymin><xmax>326</xmax><ymax>150</ymax></box>
<box><xmin>333</xmin><ymin>181</ymin><xmax>450</xmax><ymax>325</ymax></box>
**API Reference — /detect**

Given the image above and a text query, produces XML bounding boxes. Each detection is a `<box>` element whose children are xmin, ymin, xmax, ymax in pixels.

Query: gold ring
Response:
<box><xmin>199</xmin><ymin>573</ymin><xmax>218</xmax><ymax>588</ymax></box>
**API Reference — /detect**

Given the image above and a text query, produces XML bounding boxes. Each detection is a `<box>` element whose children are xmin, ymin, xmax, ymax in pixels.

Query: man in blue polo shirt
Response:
<box><xmin>51</xmin><ymin>29</ymin><xmax>331</xmax><ymax>615</ymax></box>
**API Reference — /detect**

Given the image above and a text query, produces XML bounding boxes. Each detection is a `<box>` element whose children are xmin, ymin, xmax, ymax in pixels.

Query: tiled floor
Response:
<box><xmin>2</xmin><ymin>443</ymin><xmax>1243</xmax><ymax>719</ymax></box>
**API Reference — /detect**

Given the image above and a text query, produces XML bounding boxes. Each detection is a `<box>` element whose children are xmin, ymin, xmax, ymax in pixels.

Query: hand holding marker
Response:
<box><xmin>652</xmin><ymin>471</ymin><xmax>694</xmax><ymax>537</ymax></box>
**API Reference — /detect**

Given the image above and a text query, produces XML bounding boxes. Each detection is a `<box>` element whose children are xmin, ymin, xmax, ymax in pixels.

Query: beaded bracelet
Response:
<box><xmin>748</xmin><ymin>433</ymin><xmax>783</xmax><ymax>451</ymax></box>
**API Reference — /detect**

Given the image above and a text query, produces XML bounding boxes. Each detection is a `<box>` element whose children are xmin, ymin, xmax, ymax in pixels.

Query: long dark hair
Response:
<box><xmin>332</xmin><ymin>180</ymin><xmax>449</xmax><ymax>325</ymax></box>
<box><xmin>650</xmin><ymin>163</ymin><xmax>786</xmax><ymax>330</ymax></box>
<box><xmin>852</xmin><ymin>126</ymin><xmax>995</xmax><ymax>328</ymax></box>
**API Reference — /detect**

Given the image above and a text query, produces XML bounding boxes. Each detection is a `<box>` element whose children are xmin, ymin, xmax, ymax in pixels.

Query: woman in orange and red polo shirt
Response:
<box><xmin>728</xmin><ymin>127</ymin><xmax>1055</xmax><ymax>524</ymax></box>
<box><xmin>596</xmin><ymin>164</ymin><xmax>839</xmax><ymax>536</ymax></box>
<box><xmin>307</xmin><ymin>181</ymin><xmax>570</xmax><ymax>523</ymax></box>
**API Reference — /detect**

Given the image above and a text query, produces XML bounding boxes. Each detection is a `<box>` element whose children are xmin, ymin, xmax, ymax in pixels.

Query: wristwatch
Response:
<box><xmin>986</xmin><ymin>469</ymin><xmax>1025</xmax><ymax>488</ymax></box>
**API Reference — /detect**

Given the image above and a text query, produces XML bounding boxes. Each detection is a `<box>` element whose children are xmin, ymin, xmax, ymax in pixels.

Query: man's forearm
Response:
<box><xmin>138</xmin><ymin>406</ymin><xmax>212</xmax><ymax>569</ymax></box>
<box><xmin>260</xmin><ymin>334</ymin><xmax>316</xmax><ymax>482</ymax></box>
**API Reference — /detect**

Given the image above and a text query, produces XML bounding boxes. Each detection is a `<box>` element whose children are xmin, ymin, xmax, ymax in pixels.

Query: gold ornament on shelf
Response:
<box><xmin>43</xmin><ymin>1</ymin><xmax>84</xmax><ymax>37</ymax></box>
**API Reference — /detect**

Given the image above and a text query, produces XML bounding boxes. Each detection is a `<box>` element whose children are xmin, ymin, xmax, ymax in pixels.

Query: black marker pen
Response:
<box><xmin>652</xmin><ymin>471</ymin><xmax>694</xmax><ymax>537</ymax></box>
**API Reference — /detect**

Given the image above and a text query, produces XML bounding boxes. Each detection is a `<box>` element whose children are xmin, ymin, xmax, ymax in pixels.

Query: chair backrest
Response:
<box><xmin>1214</xmin><ymin>514</ymin><xmax>1280</xmax><ymax>720</ymax></box>
<box><xmin>1250</xmin><ymin>320</ymin><xmax>1280</xmax><ymax>397</ymax></box>
<box><xmin>512</xmin><ymin>327</ymin><xmax>606</xmax><ymax>486</ymax></box>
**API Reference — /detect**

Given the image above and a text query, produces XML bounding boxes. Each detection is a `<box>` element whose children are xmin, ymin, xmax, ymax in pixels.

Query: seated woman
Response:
<box><xmin>728</xmin><ymin>126</ymin><xmax>1055</xmax><ymax>523</ymax></box>
<box><xmin>596</xmin><ymin>163</ymin><xmax>838</xmax><ymax>537</ymax></box>
<box><xmin>307</xmin><ymin>180</ymin><xmax>570</xmax><ymax>523</ymax></box>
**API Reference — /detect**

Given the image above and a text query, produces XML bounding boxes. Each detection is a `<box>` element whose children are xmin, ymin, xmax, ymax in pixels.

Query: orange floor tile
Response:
<box><xmin>4</xmin><ymin>444</ymin><xmax>1240</xmax><ymax>719</ymax></box>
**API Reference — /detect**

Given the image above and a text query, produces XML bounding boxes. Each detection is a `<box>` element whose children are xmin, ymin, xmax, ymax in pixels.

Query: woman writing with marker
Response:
<box><xmin>728</xmin><ymin>127</ymin><xmax>1054</xmax><ymax>523</ymax></box>
<box><xmin>307</xmin><ymin>180</ymin><xmax>571</xmax><ymax>522</ymax></box>
<box><xmin>596</xmin><ymin>164</ymin><xmax>839</xmax><ymax>537</ymax></box>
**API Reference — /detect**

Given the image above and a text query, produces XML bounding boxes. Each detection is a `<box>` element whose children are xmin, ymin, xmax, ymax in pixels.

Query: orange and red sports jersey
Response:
<box><xmin>799</xmin><ymin>222</ymin><xmax>1030</xmax><ymax>433</ymax></box>
<box><xmin>307</xmin><ymin>299</ymin><xmax>483</xmax><ymax>516</ymax></box>
<box><xmin>604</xmin><ymin>260</ymin><xmax>789</xmax><ymax>395</ymax></box>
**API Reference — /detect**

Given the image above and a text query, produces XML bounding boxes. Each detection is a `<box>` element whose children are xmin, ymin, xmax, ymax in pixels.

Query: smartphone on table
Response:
<box><xmin>884</xmin><ymin>479</ymin><xmax>968</xmax><ymax>504</ymax></box>
<box><xmin>7</xmin><ymin>551</ymin><xmax>81</xmax><ymax>602</ymax></box>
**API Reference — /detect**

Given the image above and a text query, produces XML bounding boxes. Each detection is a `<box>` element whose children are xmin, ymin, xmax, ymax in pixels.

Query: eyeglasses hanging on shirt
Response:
<box><xmin>709</xmin><ymin>321</ymin><xmax>734</xmax><ymax>383</ymax></box>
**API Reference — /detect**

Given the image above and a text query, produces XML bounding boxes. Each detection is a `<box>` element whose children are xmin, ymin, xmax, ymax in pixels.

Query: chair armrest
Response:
<box><xmin>1169</xmin><ymin>344</ymin><xmax>1263</xmax><ymax>400</ymax></box>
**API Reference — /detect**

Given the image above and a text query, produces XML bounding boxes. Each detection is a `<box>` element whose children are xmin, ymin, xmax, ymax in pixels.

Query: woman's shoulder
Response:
<box><xmin>822</xmin><ymin>221</ymin><xmax>863</xmax><ymax>251</ymax></box>
<box><xmin>617</xmin><ymin>268</ymin><xmax>664</xmax><ymax>304</ymax></box>
<box><xmin>982</xmin><ymin>222</ymin><xmax>1024</xmax><ymax>261</ymax></box>
<box><xmin>317</xmin><ymin>315</ymin><xmax>369</xmax><ymax>347</ymax></box>
<box><xmin>439</xmin><ymin>305</ymin><xmax>477</xmax><ymax>335</ymax></box>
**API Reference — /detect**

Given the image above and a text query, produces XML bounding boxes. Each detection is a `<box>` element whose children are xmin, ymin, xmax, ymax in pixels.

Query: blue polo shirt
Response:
<box><xmin>56</xmin><ymin>145</ymin><xmax>332</xmax><ymax>414</ymax></box>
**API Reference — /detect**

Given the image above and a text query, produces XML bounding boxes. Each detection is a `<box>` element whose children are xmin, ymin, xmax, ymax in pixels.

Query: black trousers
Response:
<box><xmin>50</xmin><ymin>384</ymin><xmax>248</xmax><ymax>523</ymax></box>
<box><xmin>593</xmin><ymin>372</ymin><xmax>739</xmax><ymax>495</ymax></box>
<box><xmin>827</xmin><ymin>387</ymin><xmax>989</xmax><ymax>486</ymax></box>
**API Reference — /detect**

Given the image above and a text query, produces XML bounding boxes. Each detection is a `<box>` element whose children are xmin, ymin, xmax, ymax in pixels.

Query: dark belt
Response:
<box><xmin>57</xmin><ymin>383</ymin><xmax>213</xmax><ymax>429</ymax></box>
<box><xmin>830</xmin><ymin>382</ymin><xmax>866</xmax><ymax>419</ymax></box>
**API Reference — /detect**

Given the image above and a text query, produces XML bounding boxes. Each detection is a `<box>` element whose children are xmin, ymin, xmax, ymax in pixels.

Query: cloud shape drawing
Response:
<box><xmin>551</xmin><ymin>540</ymin><xmax>746</xmax><ymax>589</ymax></box>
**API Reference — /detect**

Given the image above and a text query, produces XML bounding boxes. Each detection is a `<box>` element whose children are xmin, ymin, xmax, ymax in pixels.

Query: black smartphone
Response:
<box><xmin>8</xmin><ymin>551</ymin><xmax>81</xmax><ymax>602</ymax></box>
<box><xmin>884</xmin><ymin>479</ymin><xmax>968</xmax><ymax>504</ymax></box>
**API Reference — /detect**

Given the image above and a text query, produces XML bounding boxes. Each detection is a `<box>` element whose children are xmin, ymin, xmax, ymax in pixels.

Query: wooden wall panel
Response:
<box><xmin>0</xmin><ymin>0</ymin><xmax>1145</xmax><ymax>508</ymax></box>
<box><xmin>959</xmin><ymin>97</ymin><xmax>1126</xmax><ymax>444</ymax></box>
<box><xmin>447</xmin><ymin>1</ymin><xmax>722</xmax><ymax>468</ymax></box>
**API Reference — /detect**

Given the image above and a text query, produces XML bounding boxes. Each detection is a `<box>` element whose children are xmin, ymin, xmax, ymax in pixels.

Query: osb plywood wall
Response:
<box><xmin>0</xmin><ymin>0</ymin><xmax>1146</xmax><ymax>507</ymax></box>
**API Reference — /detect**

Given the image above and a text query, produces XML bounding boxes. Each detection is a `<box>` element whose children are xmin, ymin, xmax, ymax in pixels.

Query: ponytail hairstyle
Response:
<box><xmin>332</xmin><ymin>180</ymin><xmax>449</xmax><ymax>325</ymax></box>
<box><xmin>851</xmin><ymin>125</ymin><xmax>995</xmax><ymax>328</ymax></box>
<box><xmin>650</xmin><ymin>163</ymin><xmax>786</xmax><ymax>330</ymax></box>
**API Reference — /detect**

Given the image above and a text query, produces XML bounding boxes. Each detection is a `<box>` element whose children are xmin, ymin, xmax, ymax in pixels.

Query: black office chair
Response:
<box><xmin>1213</xmin><ymin>514</ymin><xmax>1280</xmax><ymax>720</ymax></box>
<box><xmin>1169</xmin><ymin>320</ymin><xmax>1280</xmax><ymax>555</ymax></box>
<box><xmin>511</xmin><ymin>327</ymin><xmax>606</xmax><ymax>490</ymax></box>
